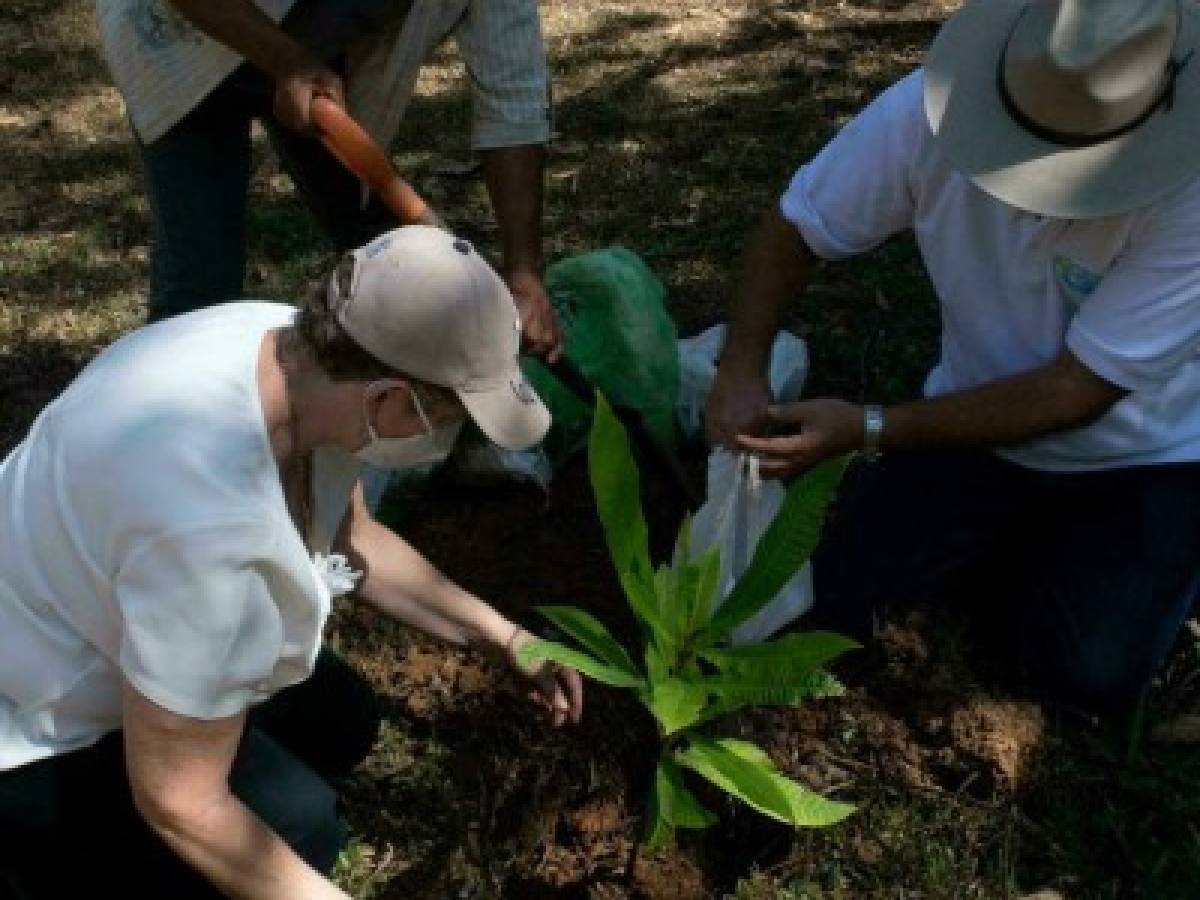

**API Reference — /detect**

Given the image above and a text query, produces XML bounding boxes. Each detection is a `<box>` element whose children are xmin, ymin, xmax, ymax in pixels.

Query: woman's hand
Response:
<box><xmin>507</xmin><ymin>627</ymin><xmax>583</xmax><ymax>727</ymax></box>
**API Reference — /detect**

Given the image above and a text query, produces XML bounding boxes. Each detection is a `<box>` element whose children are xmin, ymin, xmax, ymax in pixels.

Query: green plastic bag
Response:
<box><xmin>524</xmin><ymin>248</ymin><xmax>680</xmax><ymax>467</ymax></box>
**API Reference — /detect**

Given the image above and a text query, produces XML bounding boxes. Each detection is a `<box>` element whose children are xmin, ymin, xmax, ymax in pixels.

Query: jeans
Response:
<box><xmin>139</xmin><ymin>0</ymin><xmax>412</xmax><ymax>320</ymax></box>
<box><xmin>0</xmin><ymin>650</ymin><xmax>380</xmax><ymax>899</ymax></box>
<box><xmin>808</xmin><ymin>450</ymin><xmax>1200</xmax><ymax>712</ymax></box>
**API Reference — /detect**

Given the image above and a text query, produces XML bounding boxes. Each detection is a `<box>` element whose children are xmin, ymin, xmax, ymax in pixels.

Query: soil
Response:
<box><xmin>329</xmin><ymin>450</ymin><xmax>1052</xmax><ymax>898</ymax></box>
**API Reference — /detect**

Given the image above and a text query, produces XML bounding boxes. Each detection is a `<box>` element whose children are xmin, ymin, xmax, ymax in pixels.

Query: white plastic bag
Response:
<box><xmin>360</xmin><ymin>460</ymin><xmax>439</xmax><ymax>513</ymax></box>
<box><xmin>452</xmin><ymin>440</ymin><xmax>553</xmax><ymax>493</ymax></box>
<box><xmin>360</xmin><ymin>438</ymin><xmax>552</xmax><ymax>516</ymax></box>
<box><xmin>676</xmin><ymin>324</ymin><xmax>809</xmax><ymax>442</ymax></box>
<box><xmin>688</xmin><ymin>449</ymin><xmax>814</xmax><ymax>645</ymax></box>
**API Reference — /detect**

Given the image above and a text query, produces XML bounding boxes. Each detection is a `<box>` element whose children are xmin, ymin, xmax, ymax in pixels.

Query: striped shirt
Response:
<box><xmin>94</xmin><ymin>0</ymin><xmax>551</xmax><ymax>149</ymax></box>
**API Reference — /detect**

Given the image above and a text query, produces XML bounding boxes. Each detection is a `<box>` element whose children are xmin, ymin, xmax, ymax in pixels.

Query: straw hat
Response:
<box><xmin>924</xmin><ymin>0</ymin><xmax>1200</xmax><ymax>218</ymax></box>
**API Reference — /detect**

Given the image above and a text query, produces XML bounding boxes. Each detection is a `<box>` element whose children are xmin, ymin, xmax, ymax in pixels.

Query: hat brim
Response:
<box><xmin>924</xmin><ymin>0</ymin><xmax>1200</xmax><ymax>218</ymax></box>
<box><xmin>457</xmin><ymin>367</ymin><xmax>551</xmax><ymax>451</ymax></box>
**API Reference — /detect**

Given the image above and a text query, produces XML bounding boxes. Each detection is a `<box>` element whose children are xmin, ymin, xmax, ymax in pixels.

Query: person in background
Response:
<box><xmin>0</xmin><ymin>226</ymin><xmax>581</xmax><ymax>899</ymax></box>
<box><xmin>96</xmin><ymin>0</ymin><xmax>561</xmax><ymax>358</ymax></box>
<box><xmin>708</xmin><ymin>0</ymin><xmax>1200</xmax><ymax>713</ymax></box>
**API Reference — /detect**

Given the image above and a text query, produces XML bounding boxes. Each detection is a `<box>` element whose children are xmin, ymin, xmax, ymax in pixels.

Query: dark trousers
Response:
<box><xmin>139</xmin><ymin>0</ymin><xmax>410</xmax><ymax>320</ymax></box>
<box><xmin>809</xmin><ymin>451</ymin><xmax>1200</xmax><ymax>713</ymax></box>
<box><xmin>0</xmin><ymin>650</ymin><xmax>379</xmax><ymax>899</ymax></box>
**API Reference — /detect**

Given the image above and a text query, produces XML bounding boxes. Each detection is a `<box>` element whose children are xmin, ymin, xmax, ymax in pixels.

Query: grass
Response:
<box><xmin>3</xmin><ymin>1</ymin><xmax>1200</xmax><ymax>898</ymax></box>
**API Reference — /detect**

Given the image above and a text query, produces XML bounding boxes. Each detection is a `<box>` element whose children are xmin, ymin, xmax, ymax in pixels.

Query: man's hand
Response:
<box><xmin>705</xmin><ymin>365</ymin><xmax>772</xmax><ymax>449</ymax></box>
<box><xmin>736</xmin><ymin>399</ymin><xmax>863</xmax><ymax>479</ymax></box>
<box><xmin>165</xmin><ymin>2</ymin><xmax>345</xmax><ymax>134</ymax></box>
<box><xmin>508</xmin><ymin>628</ymin><xmax>583</xmax><ymax>727</ymax></box>
<box><xmin>506</xmin><ymin>269</ymin><xmax>563</xmax><ymax>362</ymax></box>
<box><xmin>273</xmin><ymin>57</ymin><xmax>345</xmax><ymax>134</ymax></box>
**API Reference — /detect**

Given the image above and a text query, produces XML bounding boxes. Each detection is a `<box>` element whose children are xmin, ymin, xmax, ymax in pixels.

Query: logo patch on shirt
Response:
<box><xmin>363</xmin><ymin>235</ymin><xmax>392</xmax><ymax>259</ymax></box>
<box><xmin>511</xmin><ymin>376</ymin><xmax>538</xmax><ymax>405</ymax></box>
<box><xmin>132</xmin><ymin>0</ymin><xmax>202</xmax><ymax>49</ymax></box>
<box><xmin>1053</xmin><ymin>254</ymin><xmax>1104</xmax><ymax>299</ymax></box>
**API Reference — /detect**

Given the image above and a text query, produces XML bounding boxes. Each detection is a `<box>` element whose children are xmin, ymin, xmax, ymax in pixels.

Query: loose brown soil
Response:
<box><xmin>327</xmin><ymin>457</ymin><xmax>1060</xmax><ymax>898</ymax></box>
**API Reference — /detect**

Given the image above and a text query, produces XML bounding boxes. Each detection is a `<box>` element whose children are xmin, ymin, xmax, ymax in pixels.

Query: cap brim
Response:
<box><xmin>457</xmin><ymin>367</ymin><xmax>551</xmax><ymax>451</ymax></box>
<box><xmin>924</xmin><ymin>0</ymin><xmax>1200</xmax><ymax>218</ymax></box>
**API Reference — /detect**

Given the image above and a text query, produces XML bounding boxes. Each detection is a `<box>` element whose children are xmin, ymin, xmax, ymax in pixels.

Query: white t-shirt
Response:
<box><xmin>780</xmin><ymin>69</ymin><xmax>1200</xmax><ymax>471</ymax></box>
<box><xmin>94</xmin><ymin>0</ymin><xmax>551</xmax><ymax>150</ymax></box>
<box><xmin>0</xmin><ymin>303</ymin><xmax>361</xmax><ymax>770</ymax></box>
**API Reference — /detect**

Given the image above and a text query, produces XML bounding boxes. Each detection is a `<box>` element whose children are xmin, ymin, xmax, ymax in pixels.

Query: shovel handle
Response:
<box><xmin>310</xmin><ymin>96</ymin><xmax>429</xmax><ymax>225</ymax></box>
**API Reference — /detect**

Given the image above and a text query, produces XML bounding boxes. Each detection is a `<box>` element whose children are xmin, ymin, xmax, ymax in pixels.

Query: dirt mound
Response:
<box><xmin>950</xmin><ymin>697</ymin><xmax>1045</xmax><ymax>791</ymax></box>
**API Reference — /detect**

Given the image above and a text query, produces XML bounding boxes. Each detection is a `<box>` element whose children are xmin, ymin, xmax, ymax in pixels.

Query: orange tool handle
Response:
<box><xmin>310</xmin><ymin>96</ymin><xmax>429</xmax><ymax>225</ymax></box>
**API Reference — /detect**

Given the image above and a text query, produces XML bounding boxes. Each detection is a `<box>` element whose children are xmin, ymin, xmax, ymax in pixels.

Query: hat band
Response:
<box><xmin>996</xmin><ymin>8</ymin><xmax>1193</xmax><ymax>149</ymax></box>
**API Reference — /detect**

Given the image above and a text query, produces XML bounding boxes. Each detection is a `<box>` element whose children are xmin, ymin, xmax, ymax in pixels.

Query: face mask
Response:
<box><xmin>354</xmin><ymin>381</ymin><xmax>463</xmax><ymax>469</ymax></box>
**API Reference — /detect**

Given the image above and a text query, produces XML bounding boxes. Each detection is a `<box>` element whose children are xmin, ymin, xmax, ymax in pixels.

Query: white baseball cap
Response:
<box><xmin>327</xmin><ymin>226</ymin><xmax>551</xmax><ymax>450</ymax></box>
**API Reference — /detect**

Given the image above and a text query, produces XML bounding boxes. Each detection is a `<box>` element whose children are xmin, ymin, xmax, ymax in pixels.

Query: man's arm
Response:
<box><xmin>166</xmin><ymin>0</ymin><xmax>344</xmax><ymax>131</ymax></box>
<box><xmin>706</xmin><ymin>206</ymin><xmax>820</xmax><ymax>447</ymax></box>
<box><xmin>122</xmin><ymin>682</ymin><xmax>350</xmax><ymax>899</ymax></box>
<box><xmin>480</xmin><ymin>144</ymin><xmax>562</xmax><ymax>359</ymax></box>
<box><xmin>482</xmin><ymin>145</ymin><xmax>545</xmax><ymax>277</ymax></box>
<box><xmin>454</xmin><ymin>0</ymin><xmax>560</xmax><ymax>359</ymax></box>
<box><xmin>883</xmin><ymin>349</ymin><xmax>1127</xmax><ymax>449</ymax></box>
<box><xmin>739</xmin><ymin>349</ymin><xmax>1128</xmax><ymax>478</ymax></box>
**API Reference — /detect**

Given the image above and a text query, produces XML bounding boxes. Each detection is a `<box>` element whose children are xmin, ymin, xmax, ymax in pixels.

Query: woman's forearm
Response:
<box><xmin>142</xmin><ymin>790</ymin><xmax>349</xmax><ymax>900</ymax></box>
<box><xmin>349</xmin><ymin>518</ymin><xmax>513</xmax><ymax>650</ymax></box>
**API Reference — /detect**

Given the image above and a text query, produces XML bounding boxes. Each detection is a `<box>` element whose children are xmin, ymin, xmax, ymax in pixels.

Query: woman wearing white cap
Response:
<box><xmin>0</xmin><ymin>226</ymin><xmax>581</xmax><ymax>898</ymax></box>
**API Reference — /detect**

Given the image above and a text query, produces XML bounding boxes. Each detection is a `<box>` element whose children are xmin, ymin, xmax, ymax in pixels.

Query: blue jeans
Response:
<box><xmin>808</xmin><ymin>451</ymin><xmax>1200</xmax><ymax>712</ymax></box>
<box><xmin>138</xmin><ymin>0</ymin><xmax>411</xmax><ymax>320</ymax></box>
<box><xmin>0</xmin><ymin>650</ymin><xmax>379</xmax><ymax>899</ymax></box>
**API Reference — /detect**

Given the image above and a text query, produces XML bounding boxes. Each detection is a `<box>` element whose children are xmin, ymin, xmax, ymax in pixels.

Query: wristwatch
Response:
<box><xmin>862</xmin><ymin>404</ymin><xmax>885</xmax><ymax>461</ymax></box>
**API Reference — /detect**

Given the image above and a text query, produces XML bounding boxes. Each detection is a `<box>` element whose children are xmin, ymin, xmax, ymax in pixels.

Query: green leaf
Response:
<box><xmin>673</xmin><ymin>560</ymin><xmax>703</xmax><ymax>640</ymax></box>
<box><xmin>675</xmin><ymin>734</ymin><xmax>795</xmax><ymax>823</ymax></box>
<box><xmin>620</xmin><ymin>564</ymin><xmax>672</xmax><ymax>648</ymax></box>
<box><xmin>644</xmin><ymin>756</ymin><xmax>718</xmax><ymax>850</ymax></box>
<box><xmin>643</xmin><ymin>678</ymin><xmax>709</xmax><ymax>735</ymax></box>
<box><xmin>535</xmin><ymin>605</ymin><xmax>639</xmax><ymax>677</ymax></box>
<box><xmin>643</xmin><ymin>631</ymin><xmax>669</xmax><ymax>685</ymax></box>
<box><xmin>718</xmin><ymin>739</ymin><xmax>856</xmax><ymax>827</ymax></box>
<box><xmin>700</xmin><ymin>632</ymin><xmax>859</xmax><ymax>677</ymax></box>
<box><xmin>643</xmin><ymin>789</ymin><xmax>674</xmax><ymax>853</ymax></box>
<box><xmin>516</xmin><ymin>638</ymin><xmax>646</xmax><ymax>690</ymax></box>
<box><xmin>707</xmin><ymin>456</ymin><xmax>848</xmax><ymax>640</ymax></box>
<box><xmin>589</xmin><ymin>393</ymin><xmax>652</xmax><ymax>583</ymax></box>
<box><xmin>692</xmin><ymin>546</ymin><xmax>721</xmax><ymax>633</ymax></box>
<box><xmin>650</xmin><ymin>522</ymin><xmax>715</xmax><ymax>649</ymax></box>
<box><xmin>624</xmin><ymin>560</ymin><xmax>677</xmax><ymax>678</ymax></box>
<box><xmin>691</xmin><ymin>669</ymin><xmax>846</xmax><ymax>724</ymax></box>
<box><xmin>693</xmin><ymin>632</ymin><xmax>856</xmax><ymax>719</ymax></box>
<box><xmin>650</xmin><ymin>562</ymin><xmax>697</xmax><ymax>648</ymax></box>
<box><xmin>674</xmin><ymin>513</ymin><xmax>693</xmax><ymax>566</ymax></box>
<box><xmin>675</xmin><ymin>736</ymin><xmax>854</xmax><ymax>828</ymax></box>
<box><xmin>652</xmin><ymin>563</ymin><xmax>679</xmax><ymax>632</ymax></box>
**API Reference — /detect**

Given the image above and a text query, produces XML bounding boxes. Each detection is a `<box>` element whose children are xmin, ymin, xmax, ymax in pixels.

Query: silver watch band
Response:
<box><xmin>862</xmin><ymin>404</ymin><xmax>885</xmax><ymax>460</ymax></box>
